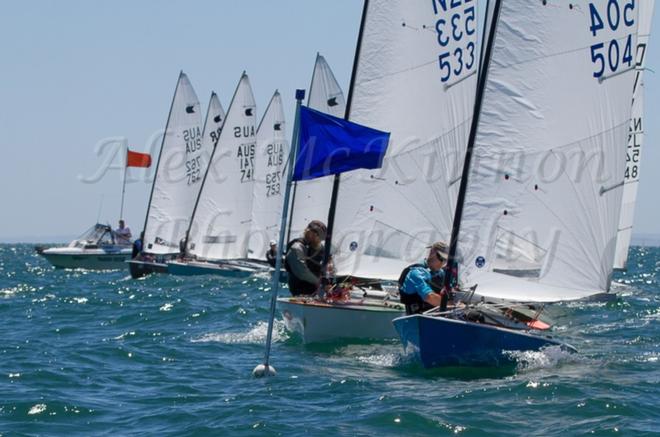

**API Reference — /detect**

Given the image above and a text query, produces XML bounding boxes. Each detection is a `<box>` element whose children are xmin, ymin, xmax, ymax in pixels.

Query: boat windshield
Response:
<box><xmin>70</xmin><ymin>224</ymin><xmax>115</xmax><ymax>248</ymax></box>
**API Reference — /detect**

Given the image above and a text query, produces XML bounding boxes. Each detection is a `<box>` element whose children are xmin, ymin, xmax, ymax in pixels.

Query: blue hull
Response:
<box><xmin>167</xmin><ymin>260</ymin><xmax>256</xmax><ymax>278</ymax></box>
<box><xmin>393</xmin><ymin>314</ymin><xmax>575</xmax><ymax>368</ymax></box>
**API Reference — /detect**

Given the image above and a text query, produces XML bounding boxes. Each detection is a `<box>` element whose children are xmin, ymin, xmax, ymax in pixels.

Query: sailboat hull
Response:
<box><xmin>393</xmin><ymin>314</ymin><xmax>575</xmax><ymax>368</ymax></box>
<box><xmin>278</xmin><ymin>297</ymin><xmax>405</xmax><ymax>343</ymax></box>
<box><xmin>127</xmin><ymin>259</ymin><xmax>169</xmax><ymax>279</ymax></box>
<box><xmin>167</xmin><ymin>259</ymin><xmax>267</xmax><ymax>277</ymax></box>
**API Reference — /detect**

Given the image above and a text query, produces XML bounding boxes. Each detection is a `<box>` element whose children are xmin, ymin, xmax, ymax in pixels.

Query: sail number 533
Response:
<box><xmin>432</xmin><ymin>0</ymin><xmax>476</xmax><ymax>83</ymax></box>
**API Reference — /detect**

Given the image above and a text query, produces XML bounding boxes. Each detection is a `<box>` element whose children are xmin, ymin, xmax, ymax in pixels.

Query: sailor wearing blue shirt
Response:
<box><xmin>398</xmin><ymin>241</ymin><xmax>449</xmax><ymax>315</ymax></box>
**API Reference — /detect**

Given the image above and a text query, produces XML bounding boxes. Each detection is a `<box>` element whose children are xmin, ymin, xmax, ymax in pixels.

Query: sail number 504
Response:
<box><xmin>589</xmin><ymin>0</ymin><xmax>635</xmax><ymax>78</ymax></box>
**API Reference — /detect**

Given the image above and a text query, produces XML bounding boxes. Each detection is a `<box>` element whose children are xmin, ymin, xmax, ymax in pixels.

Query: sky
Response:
<box><xmin>1</xmin><ymin>1</ymin><xmax>659</xmax><ymax>242</ymax></box>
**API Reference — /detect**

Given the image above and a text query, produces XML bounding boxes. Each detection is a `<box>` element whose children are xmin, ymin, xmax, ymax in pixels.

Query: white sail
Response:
<box><xmin>203</xmin><ymin>92</ymin><xmax>226</xmax><ymax>151</ymax></box>
<box><xmin>614</xmin><ymin>0</ymin><xmax>655</xmax><ymax>270</ymax></box>
<box><xmin>187</xmin><ymin>73</ymin><xmax>257</xmax><ymax>261</ymax></box>
<box><xmin>143</xmin><ymin>72</ymin><xmax>203</xmax><ymax>255</ymax></box>
<box><xmin>456</xmin><ymin>0</ymin><xmax>640</xmax><ymax>301</ymax></box>
<box><xmin>288</xmin><ymin>54</ymin><xmax>347</xmax><ymax>237</ymax></box>
<box><xmin>185</xmin><ymin>92</ymin><xmax>226</xmax><ymax>247</ymax></box>
<box><xmin>331</xmin><ymin>0</ymin><xmax>479</xmax><ymax>280</ymax></box>
<box><xmin>247</xmin><ymin>91</ymin><xmax>288</xmax><ymax>259</ymax></box>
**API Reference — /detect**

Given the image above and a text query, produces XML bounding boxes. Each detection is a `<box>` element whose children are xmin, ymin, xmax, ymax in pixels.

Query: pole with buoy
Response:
<box><xmin>253</xmin><ymin>88</ymin><xmax>306</xmax><ymax>378</ymax></box>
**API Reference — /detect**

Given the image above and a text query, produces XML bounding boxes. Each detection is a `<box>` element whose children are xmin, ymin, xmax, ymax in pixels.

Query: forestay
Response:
<box><xmin>247</xmin><ymin>91</ymin><xmax>288</xmax><ymax>259</ymax></box>
<box><xmin>288</xmin><ymin>54</ymin><xmax>346</xmax><ymax>237</ymax></box>
<box><xmin>456</xmin><ymin>0</ymin><xmax>640</xmax><ymax>301</ymax></box>
<box><xmin>185</xmin><ymin>92</ymin><xmax>226</xmax><ymax>248</ymax></box>
<box><xmin>187</xmin><ymin>73</ymin><xmax>257</xmax><ymax>261</ymax></box>
<box><xmin>614</xmin><ymin>0</ymin><xmax>655</xmax><ymax>270</ymax></box>
<box><xmin>143</xmin><ymin>72</ymin><xmax>203</xmax><ymax>255</ymax></box>
<box><xmin>332</xmin><ymin>0</ymin><xmax>478</xmax><ymax>280</ymax></box>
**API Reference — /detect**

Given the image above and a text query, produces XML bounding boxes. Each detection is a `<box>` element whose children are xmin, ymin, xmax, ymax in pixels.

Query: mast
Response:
<box><xmin>445</xmin><ymin>0</ymin><xmax>502</xmax><ymax>287</ymax></box>
<box><xmin>321</xmin><ymin>0</ymin><xmax>369</xmax><ymax>274</ymax></box>
<box><xmin>141</xmin><ymin>71</ymin><xmax>183</xmax><ymax>238</ymax></box>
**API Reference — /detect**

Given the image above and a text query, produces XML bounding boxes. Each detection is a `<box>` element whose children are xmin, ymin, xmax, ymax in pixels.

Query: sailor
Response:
<box><xmin>132</xmin><ymin>231</ymin><xmax>144</xmax><ymax>259</ymax></box>
<box><xmin>266</xmin><ymin>240</ymin><xmax>278</xmax><ymax>268</ymax></box>
<box><xmin>285</xmin><ymin>220</ymin><xmax>328</xmax><ymax>296</ymax></box>
<box><xmin>398</xmin><ymin>241</ymin><xmax>449</xmax><ymax>315</ymax></box>
<box><xmin>114</xmin><ymin>219</ymin><xmax>132</xmax><ymax>246</ymax></box>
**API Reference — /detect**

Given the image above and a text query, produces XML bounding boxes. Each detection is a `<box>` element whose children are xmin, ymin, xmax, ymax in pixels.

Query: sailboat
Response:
<box><xmin>394</xmin><ymin>0</ymin><xmax>642</xmax><ymax>367</ymax></box>
<box><xmin>614</xmin><ymin>0</ymin><xmax>655</xmax><ymax>270</ymax></box>
<box><xmin>278</xmin><ymin>0</ymin><xmax>480</xmax><ymax>342</ymax></box>
<box><xmin>168</xmin><ymin>74</ymin><xmax>287</xmax><ymax>276</ymax></box>
<box><xmin>127</xmin><ymin>72</ymin><xmax>210</xmax><ymax>278</ymax></box>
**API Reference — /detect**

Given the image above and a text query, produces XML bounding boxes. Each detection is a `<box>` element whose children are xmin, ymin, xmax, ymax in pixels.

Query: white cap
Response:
<box><xmin>269</xmin><ymin>240</ymin><xmax>277</xmax><ymax>246</ymax></box>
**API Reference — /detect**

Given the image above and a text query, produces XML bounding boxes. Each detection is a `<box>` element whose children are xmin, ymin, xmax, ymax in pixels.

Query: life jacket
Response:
<box><xmin>285</xmin><ymin>238</ymin><xmax>324</xmax><ymax>296</ymax></box>
<box><xmin>265</xmin><ymin>248</ymin><xmax>277</xmax><ymax>268</ymax></box>
<box><xmin>398</xmin><ymin>263</ymin><xmax>445</xmax><ymax>315</ymax></box>
<box><xmin>131</xmin><ymin>239</ymin><xmax>143</xmax><ymax>259</ymax></box>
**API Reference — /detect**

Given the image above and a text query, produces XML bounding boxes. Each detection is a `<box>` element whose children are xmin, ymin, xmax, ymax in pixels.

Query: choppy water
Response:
<box><xmin>0</xmin><ymin>244</ymin><xmax>658</xmax><ymax>435</ymax></box>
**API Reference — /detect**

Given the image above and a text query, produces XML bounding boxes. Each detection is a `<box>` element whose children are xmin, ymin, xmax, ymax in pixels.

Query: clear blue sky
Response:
<box><xmin>1</xmin><ymin>1</ymin><xmax>659</xmax><ymax>241</ymax></box>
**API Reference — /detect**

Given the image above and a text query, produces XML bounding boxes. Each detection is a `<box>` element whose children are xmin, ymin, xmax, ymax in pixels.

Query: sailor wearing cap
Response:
<box><xmin>266</xmin><ymin>240</ymin><xmax>278</xmax><ymax>268</ymax></box>
<box><xmin>398</xmin><ymin>241</ymin><xmax>449</xmax><ymax>315</ymax></box>
<box><xmin>284</xmin><ymin>220</ymin><xmax>328</xmax><ymax>296</ymax></box>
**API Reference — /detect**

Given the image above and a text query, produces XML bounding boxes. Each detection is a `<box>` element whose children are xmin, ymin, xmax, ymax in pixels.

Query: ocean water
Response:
<box><xmin>0</xmin><ymin>244</ymin><xmax>658</xmax><ymax>436</ymax></box>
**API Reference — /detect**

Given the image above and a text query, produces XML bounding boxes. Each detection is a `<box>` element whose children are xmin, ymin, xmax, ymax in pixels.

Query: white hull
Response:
<box><xmin>277</xmin><ymin>296</ymin><xmax>405</xmax><ymax>343</ymax></box>
<box><xmin>38</xmin><ymin>247</ymin><xmax>132</xmax><ymax>270</ymax></box>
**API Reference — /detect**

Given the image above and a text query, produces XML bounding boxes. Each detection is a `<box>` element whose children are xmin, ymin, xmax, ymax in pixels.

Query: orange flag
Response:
<box><xmin>126</xmin><ymin>150</ymin><xmax>152</xmax><ymax>168</ymax></box>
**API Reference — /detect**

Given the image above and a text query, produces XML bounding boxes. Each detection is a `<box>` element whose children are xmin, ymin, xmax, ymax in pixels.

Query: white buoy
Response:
<box><xmin>252</xmin><ymin>363</ymin><xmax>277</xmax><ymax>378</ymax></box>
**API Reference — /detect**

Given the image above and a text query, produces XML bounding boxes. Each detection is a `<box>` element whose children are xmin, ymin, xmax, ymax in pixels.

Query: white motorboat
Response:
<box><xmin>36</xmin><ymin>224</ymin><xmax>131</xmax><ymax>270</ymax></box>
